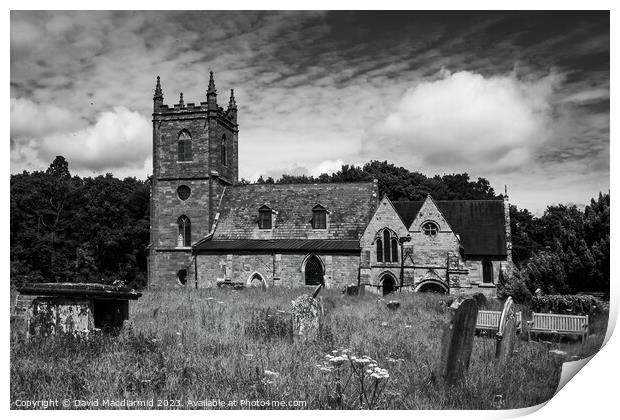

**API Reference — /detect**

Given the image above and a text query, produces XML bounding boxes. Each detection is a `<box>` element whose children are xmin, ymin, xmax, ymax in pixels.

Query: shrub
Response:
<box><xmin>497</xmin><ymin>270</ymin><xmax>532</xmax><ymax>304</ymax></box>
<box><xmin>530</xmin><ymin>295</ymin><xmax>603</xmax><ymax>317</ymax></box>
<box><xmin>471</xmin><ymin>292</ymin><xmax>487</xmax><ymax>309</ymax></box>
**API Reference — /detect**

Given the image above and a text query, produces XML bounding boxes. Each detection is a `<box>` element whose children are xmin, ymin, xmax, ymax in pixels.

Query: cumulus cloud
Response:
<box><xmin>11</xmin><ymin>104</ymin><xmax>151</xmax><ymax>174</ymax></box>
<box><xmin>11</xmin><ymin>98</ymin><xmax>85</xmax><ymax>140</ymax></box>
<box><xmin>363</xmin><ymin>69</ymin><xmax>561</xmax><ymax>172</ymax></box>
<box><xmin>40</xmin><ymin>107</ymin><xmax>151</xmax><ymax>171</ymax></box>
<box><xmin>310</xmin><ymin>159</ymin><xmax>345</xmax><ymax>177</ymax></box>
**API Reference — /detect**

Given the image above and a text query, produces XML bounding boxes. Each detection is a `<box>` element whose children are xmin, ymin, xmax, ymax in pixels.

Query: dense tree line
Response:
<box><xmin>501</xmin><ymin>193</ymin><xmax>610</xmax><ymax>298</ymax></box>
<box><xmin>10</xmin><ymin>158</ymin><xmax>609</xmax><ymax>295</ymax></box>
<box><xmin>10</xmin><ymin>156</ymin><xmax>149</xmax><ymax>287</ymax></box>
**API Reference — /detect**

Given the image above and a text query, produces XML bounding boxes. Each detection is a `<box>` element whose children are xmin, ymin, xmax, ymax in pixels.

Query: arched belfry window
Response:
<box><xmin>177</xmin><ymin>215</ymin><xmax>191</xmax><ymax>247</ymax></box>
<box><xmin>177</xmin><ymin>130</ymin><xmax>193</xmax><ymax>162</ymax></box>
<box><xmin>221</xmin><ymin>134</ymin><xmax>227</xmax><ymax>166</ymax></box>
<box><xmin>376</xmin><ymin>229</ymin><xmax>398</xmax><ymax>263</ymax></box>
<box><xmin>482</xmin><ymin>259</ymin><xmax>493</xmax><ymax>284</ymax></box>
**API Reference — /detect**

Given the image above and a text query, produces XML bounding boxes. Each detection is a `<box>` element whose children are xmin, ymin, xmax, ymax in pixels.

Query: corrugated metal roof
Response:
<box><xmin>194</xmin><ymin>239</ymin><xmax>360</xmax><ymax>252</ymax></box>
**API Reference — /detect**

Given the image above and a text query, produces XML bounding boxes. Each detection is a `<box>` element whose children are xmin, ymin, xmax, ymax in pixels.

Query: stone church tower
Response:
<box><xmin>148</xmin><ymin>72</ymin><xmax>239</xmax><ymax>287</ymax></box>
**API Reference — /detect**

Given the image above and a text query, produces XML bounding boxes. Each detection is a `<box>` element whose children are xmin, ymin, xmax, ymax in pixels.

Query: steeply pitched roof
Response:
<box><xmin>391</xmin><ymin>201</ymin><xmax>423</xmax><ymax>228</ymax></box>
<box><xmin>393</xmin><ymin>199</ymin><xmax>507</xmax><ymax>257</ymax></box>
<box><xmin>212</xmin><ymin>182</ymin><xmax>377</xmax><ymax>241</ymax></box>
<box><xmin>194</xmin><ymin>239</ymin><xmax>360</xmax><ymax>252</ymax></box>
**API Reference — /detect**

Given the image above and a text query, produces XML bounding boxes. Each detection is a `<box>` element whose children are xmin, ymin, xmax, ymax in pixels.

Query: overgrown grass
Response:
<box><xmin>10</xmin><ymin>288</ymin><xmax>608</xmax><ymax>409</ymax></box>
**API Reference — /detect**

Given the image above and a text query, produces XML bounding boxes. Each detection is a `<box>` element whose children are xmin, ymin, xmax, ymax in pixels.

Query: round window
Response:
<box><xmin>177</xmin><ymin>185</ymin><xmax>191</xmax><ymax>201</ymax></box>
<box><xmin>422</xmin><ymin>221</ymin><xmax>439</xmax><ymax>237</ymax></box>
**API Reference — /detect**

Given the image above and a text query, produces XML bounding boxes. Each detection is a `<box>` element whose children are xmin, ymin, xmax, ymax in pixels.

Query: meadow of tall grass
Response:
<box><xmin>10</xmin><ymin>287</ymin><xmax>607</xmax><ymax>410</ymax></box>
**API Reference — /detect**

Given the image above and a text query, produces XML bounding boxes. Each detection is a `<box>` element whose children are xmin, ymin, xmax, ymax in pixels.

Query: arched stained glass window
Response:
<box><xmin>383</xmin><ymin>230</ymin><xmax>391</xmax><ymax>262</ymax></box>
<box><xmin>376</xmin><ymin>239</ymin><xmax>383</xmax><ymax>263</ymax></box>
<box><xmin>391</xmin><ymin>238</ymin><xmax>398</xmax><ymax>262</ymax></box>
<box><xmin>376</xmin><ymin>229</ymin><xmax>399</xmax><ymax>263</ymax></box>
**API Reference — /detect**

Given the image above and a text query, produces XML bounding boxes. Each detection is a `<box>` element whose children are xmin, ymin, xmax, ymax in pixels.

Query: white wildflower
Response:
<box><xmin>264</xmin><ymin>370</ymin><xmax>280</xmax><ymax>377</ymax></box>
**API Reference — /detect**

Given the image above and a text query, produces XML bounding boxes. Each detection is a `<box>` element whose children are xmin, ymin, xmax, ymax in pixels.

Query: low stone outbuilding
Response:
<box><xmin>15</xmin><ymin>283</ymin><xmax>142</xmax><ymax>337</ymax></box>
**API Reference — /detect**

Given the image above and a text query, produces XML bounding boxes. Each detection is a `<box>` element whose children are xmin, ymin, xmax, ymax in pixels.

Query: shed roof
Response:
<box><xmin>393</xmin><ymin>199</ymin><xmax>507</xmax><ymax>257</ymax></box>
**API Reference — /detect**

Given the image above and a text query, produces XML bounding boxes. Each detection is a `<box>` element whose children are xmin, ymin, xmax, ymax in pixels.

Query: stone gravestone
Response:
<box><xmin>435</xmin><ymin>297</ymin><xmax>479</xmax><ymax>385</ymax></box>
<box><xmin>386</xmin><ymin>300</ymin><xmax>400</xmax><ymax>310</ymax></box>
<box><xmin>291</xmin><ymin>285</ymin><xmax>323</xmax><ymax>341</ymax></box>
<box><xmin>495</xmin><ymin>296</ymin><xmax>517</xmax><ymax>364</ymax></box>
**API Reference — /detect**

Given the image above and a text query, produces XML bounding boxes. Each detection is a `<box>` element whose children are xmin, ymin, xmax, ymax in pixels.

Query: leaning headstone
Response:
<box><xmin>435</xmin><ymin>297</ymin><xmax>479</xmax><ymax>385</ymax></box>
<box><xmin>291</xmin><ymin>293</ymin><xmax>322</xmax><ymax>341</ymax></box>
<box><xmin>495</xmin><ymin>297</ymin><xmax>517</xmax><ymax>364</ymax></box>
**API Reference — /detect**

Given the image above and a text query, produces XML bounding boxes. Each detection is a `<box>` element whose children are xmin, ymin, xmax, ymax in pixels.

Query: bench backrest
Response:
<box><xmin>531</xmin><ymin>313</ymin><xmax>588</xmax><ymax>332</ymax></box>
<box><xmin>477</xmin><ymin>310</ymin><xmax>522</xmax><ymax>327</ymax></box>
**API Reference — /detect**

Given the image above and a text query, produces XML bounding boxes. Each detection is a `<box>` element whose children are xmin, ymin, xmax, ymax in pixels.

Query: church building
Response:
<box><xmin>148</xmin><ymin>74</ymin><xmax>512</xmax><ymax>296</ymax></box>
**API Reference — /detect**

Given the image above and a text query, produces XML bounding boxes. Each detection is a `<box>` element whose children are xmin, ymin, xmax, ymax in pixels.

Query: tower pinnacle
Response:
<box><xmin>228</xmin><ymin>89</ymin><xmax>237</xmax><ymax>110</ymax></box>
<box><xmin>206</xmin><ymin>71</ymin><xmax>217</xmax><ymax>111</ymax></box>
<box><xmin>179</xmin><ymin>92</ymin><xmax>185</xmax><ymax>107</ymax></box>
<box><xmin>207</xmin><ymin>71</ymin><xmax>217</xmax><ymax>95</ymax></box>
<box><xmin>153</xmin><ymin>76</ymin><xmax>164</xmax><ymax>110</ymax></box>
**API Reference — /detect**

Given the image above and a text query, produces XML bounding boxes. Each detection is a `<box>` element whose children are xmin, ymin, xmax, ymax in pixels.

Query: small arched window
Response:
<box><xmin>177</xmin><ymin>215</ymin><xmax>191</xmax><ymax>247</ymax></box>
<box><xmin>376</xmin><ymin>239</ymin><xmax>383</xmax><ymax>263</ymax></box>
<box><xmin>483</xmin><ymin>259</ymin><xmax>493</xmax><ymax>283</ymax></box>
<box><xmin>422</xmin><ymin>221</ymin><xmax>439</xmax><ymax>237</ymax></box>
<box><xmin>221</xmin><ymin>134</ymin><xmax>227</xmax><ymax>166</ymax></box>
<box><xmin>391</xmin><ymin>238</ymin><xmax>398</xmax><ymax>262</ymax></box>
<box><xmin>177</xmin><ymin>130</ymin><xmax>193</xmax><ymax>162</ymax></box>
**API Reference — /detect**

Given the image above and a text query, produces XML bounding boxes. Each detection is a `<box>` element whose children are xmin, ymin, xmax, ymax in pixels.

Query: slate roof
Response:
<box><xmin>194</xmin><ymin>239</ymin><xmax>360</xmax><ymax>252</ymax></box>
<box><xmin>393</xmin><ymin>200</ymin><xmax>507</xmax><ymax>257</ymax></box>
<box><xmin>210</xmin><ymin>182</ymin><xmax>377</xmax><ymax>241</ymax></box>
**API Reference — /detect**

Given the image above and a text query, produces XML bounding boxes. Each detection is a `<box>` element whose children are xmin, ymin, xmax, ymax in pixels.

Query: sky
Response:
<box><xmin>9</xmin><ymin>10</ymin><xmax>610</xmax><ymax>214</ymax></box>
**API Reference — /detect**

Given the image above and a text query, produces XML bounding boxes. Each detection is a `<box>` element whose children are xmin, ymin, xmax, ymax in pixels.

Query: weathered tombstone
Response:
<box><xmin>495</xmin><ymin>297</ymin><xmax>517</xmax><ymax>364</ymax></box>
<box><xmin>386</xmin><ymin>300</ymin><xmax>400</xmax><ymax>310</ymax></box>
<box><xmin>435</xmin><ymin>297</ymin><xmax>479</xmax><ymax>385</ymax></box>
<box><xmin>345</xmin><ymin>284</ymin><xmax>366</xmax><ymax>296</ymax></box>
<box><xmin>291</xmin><ymin>290</ymin><xmax>322</xmax><ymax>341</ymax></box>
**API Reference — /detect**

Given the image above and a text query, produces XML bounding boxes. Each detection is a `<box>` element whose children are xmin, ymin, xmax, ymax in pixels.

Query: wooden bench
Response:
<box><xmin>476</xmin><ymin>310</ymin><xmax>522</xmax><ymax>333</ymax></box>
<box><xmin>527</xmin><ymin>313</ymin><xmax>589</xmax><ymax>343</ymax></box>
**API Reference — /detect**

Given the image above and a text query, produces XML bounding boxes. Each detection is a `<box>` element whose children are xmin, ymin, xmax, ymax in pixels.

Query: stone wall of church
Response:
<box><xmin>149</xmin><ymin>250</ymin><xmax>194</xmax><ymax>288</ymax></box>
<box><xmin>153</xmin><ymin>179</ymin><xmax>212</xmax><ymax>248</ymax></box>
<box><xmin>195</xmin><ymin>252</ymin><xmax>359</xmax><ymax>289</ymax></box>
